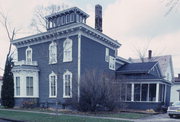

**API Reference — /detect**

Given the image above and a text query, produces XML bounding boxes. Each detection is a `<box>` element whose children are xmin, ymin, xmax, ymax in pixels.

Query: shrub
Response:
<box><xmin>78</xmin><ymin>70</ymin><xmax>116</xmax><ymax>112</ymax></box>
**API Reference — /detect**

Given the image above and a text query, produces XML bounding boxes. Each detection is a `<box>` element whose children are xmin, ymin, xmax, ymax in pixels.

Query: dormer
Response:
<box><xmin>45</xmin><ymin>7</ymin><xmax>89</xmax><ymax>30</ymax></box>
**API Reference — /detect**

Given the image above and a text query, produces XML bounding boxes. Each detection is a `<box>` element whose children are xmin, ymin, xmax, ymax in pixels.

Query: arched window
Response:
<box><xmin>49</xmin><ymin>41</ymin><xmax>57</xmax><ymax>64</ymax></box>
<box><xmin>63</xmin><ymin>70</ymin><xmax>72</xmax><ymax>98</ymax></box>
<box><xmin>26</xmin><ymin>46</ymin><xmax>32</xmax><ymax>63</ymax></box>
<box><xmin>49</xmin><ymin>71</ymin><xmax>57</xmax><ymax>97</ymax></box>
<box><xmin>63</xmin><ymin>38</ymin><xmax>72</xmax><ymax>62</ymax></box>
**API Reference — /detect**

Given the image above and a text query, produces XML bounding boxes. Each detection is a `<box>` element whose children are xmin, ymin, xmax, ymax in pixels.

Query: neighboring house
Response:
<box><xmin>170</xmin><ymin>74</ymin><xmax>180</xmax><ymax>103</ymax></box>
<box><xmin>0</xmin><ymin>76</ymin><xmax>3</xmax><ymax>99</ymax></box>
<box><xmin>11</xmin><ymin>5</ymin><xmax>173</xmax><ymax>110</ymax></box>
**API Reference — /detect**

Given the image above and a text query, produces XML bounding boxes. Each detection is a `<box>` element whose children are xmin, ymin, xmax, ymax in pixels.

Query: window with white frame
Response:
<box><xmin>49</xmin><ymin>72</ymin><xmax>57</xmax><ymax>97</ymax></box>
<box><xmin>15</xmin><ymin>77</ymin><xmax>20</xmax><ymax>96</ymax></box>
<box><xmin>26</xmin><ymin>47</ymin><xmax>32</xmax><ymax>62</ymax></box>
<box><xmin>63</xmin><ymin>38</ymin><xmax>72</xmax><ymax>62</ymax></box>
<box><xmin>109</xmin><ymin>56</ymin><xmax>115</xmax><ymax>70</ymax></box>
<box><xmin>105</xmin><ymin>48</ymin><xmax>109</xmax><ymax>62</ymax></box>
<box><xmin>49</xmin><ymin>41</ymin><xmax>57</xmax><ymax>64</ymax></box>
<box><xmin>26</xmin><ymin>76</ymin><xmax>33</xmax><ymax>96</ymax></box>
<box><xmin>63</xmin><ymin>70</ymin><xmax>72</xmax><ymax>98</ymax></box>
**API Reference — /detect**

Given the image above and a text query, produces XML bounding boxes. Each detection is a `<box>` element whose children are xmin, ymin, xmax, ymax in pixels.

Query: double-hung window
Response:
<box><xmin>109</xmin><ymin>56</ymin><xmax>115</xmax><ymax>70</ymax></box>
<box><xmin>63</xmin><ymin>70</ymin><xmax>72</xmax><ymax>98</ymax></box>
<box><xmin>63</xmin><ymin>38</ymin><xmax>72</xmax><ymax>62</ymax></box>
<box><xmin>15</xmin><ymin>77</ymin><xmax>20</xmax><ymax>96</ymax></box>
<box><xmin>26</xmin><ymin>47</ymin><xmax>32</xmax><ymax>63</ymax></box>
<box><xmin>26</xmin><ymin>77</ymin><xmax>33</xmax><ymax>96</ymax></box>
<box><xmin>49</xmin><ymin>42</ymin><xmax>57</xmax><ymax>64</ymax></box>
<box><xmin>49</xmin><ymin>72</ymin><xmax>57</xmax><ymax>97</ymax></box>
<box><xmin>105</xmin><ymin>48</ymin><xmax>109</xmax><ymax>62</ymax></box>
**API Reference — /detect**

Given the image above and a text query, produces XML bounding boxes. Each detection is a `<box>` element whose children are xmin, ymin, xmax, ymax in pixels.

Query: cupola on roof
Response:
<box><xmin>45</xmin><ymin>7</ymin><xmax>89</xmax><ymax>30</ymax></box>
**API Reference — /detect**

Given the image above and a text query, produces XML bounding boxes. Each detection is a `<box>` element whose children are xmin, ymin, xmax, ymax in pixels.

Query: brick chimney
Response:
<box><xmin>148</xmin><ymin>50</ymin><xmax>152</xmax><ymax>59</ymax></box>
<box><xmin>95</xmin><ymin>4</ymin><xmax>102</xmax><ymax>32</ymax></box>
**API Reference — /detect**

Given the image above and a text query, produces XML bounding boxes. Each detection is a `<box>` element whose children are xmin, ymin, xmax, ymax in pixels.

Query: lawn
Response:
<box><xmin>0</xmin><ymin>110</ymin><xmax>131</xmax><ymax>122</ymax></box>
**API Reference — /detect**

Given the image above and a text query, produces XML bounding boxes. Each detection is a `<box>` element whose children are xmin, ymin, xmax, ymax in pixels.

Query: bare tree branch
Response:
<box><xmin>30</xmin><ymin>4</ymin><xmax>68</xmax><ymax>33</ymax></box>
<box><xmin>0</xmin><ymin>11</ymin><xmax>19</xmax><ymax>60</ymax></box>
<box><xmin>164</xmin><ymin>0</ymin><xmax>180</xmax><ymax>16</ymax></box>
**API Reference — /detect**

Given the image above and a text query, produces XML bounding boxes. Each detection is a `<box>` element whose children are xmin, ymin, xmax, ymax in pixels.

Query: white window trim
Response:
<box><xmin>109</xmin><ymin>56</ymin><xmax>115</xmax><ymax>70</ymax></box>
<box><xmin>105</xmin><ymin>48</ymin><xmax>109</xmax><ymax>62</ymax></box>
<box><xmin>63</xmin><ymin>70</ymin><xmax>72</xmax><ymax>98</ymax></box>
<box><xmin>49</xmin><ymin>71</ymin><xmax>57</xmax><ymax>98</ymax></box>
<box><xmin>49</xmin><ymin>41</ymin><xmax>57</xmax><ymax>64</ymax></box>
<box><xmin>63</xmin><ymin>38</ymin><xmax>73</xmax><ymax>62</ymax></box>
<box><xmin>26</xmin><ymin>46</ymin><xmax>32</xmax><ymax>62</ymax></box>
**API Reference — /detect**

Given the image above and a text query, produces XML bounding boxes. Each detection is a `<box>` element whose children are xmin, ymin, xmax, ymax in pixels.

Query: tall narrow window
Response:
<box><xmin>70</xmin><ymin>13</ymin><xmax>74</xmax><ymax>22</ymax></box>
<box><xmin>63</xmin><ymin>70</ymin><xmax>72</xmax><ymax>98</ymax></box>
<box><xmin>126</xmin><ymin>84</ymin><xmax>132</xmax><ymax>101</ymax></box>
<box><xmin>149</xmin><ymin>84</ymin><xmax>156</xmax><ymax>101</ymax></box>
<box><xmin>26</xmin><ymin>47</ymin><xmax>32</xmax><ymax>62</ymax></box>
<box><xmin>105</xmin><ymin>48</ymin><xmax>109</xmax><ymax>62</ymax></box>
<box><xmin>141</xmin><ymin>84</ymin><xmax>148</xmax><ymax>101</ymax></box>
<box><xmin>67</xmin><ymin>14</ymin><xmax>70</xmax><ymax>23</ymax></box>
<box><xmin>63</xmin><ymin>38</ymin><xmax>72</xmax><ymax>62</ymax></box>
<box><xmin>62</xmin><ymin>16</ymin><xmax>65</xmax><ymax>24</ymax></box>
<box><xmin>49</xmin><ymin>42</ymin><xmax>57</xmax><ymax>64</ymax></box>
<box><xmin>26</xmin><ymin>77</ymin><xmax>33</xmax><ymax>96</ymax></box>
<box><xmin>77</xmin><ymin>14</ymin><xmax>79</xmax><ymax>22</ymax></box>
<box><xmin>109</xmin><ymin>56</ymin><xmax>115</xmax><ymax>70</ymax></box>
<box><xmin>15</xmin><ymin>77</ymin><xmax>20</xmax><ymax>96</ymax></box>
<box><xmin>134</xmin><ymin>84</ymin><xmax>140</xmax><ymax>101</ymax></box>
<box><xmin>49</xmin><ymin>72</ymin><xmax>57</xmax><ymax>97</ymax></box>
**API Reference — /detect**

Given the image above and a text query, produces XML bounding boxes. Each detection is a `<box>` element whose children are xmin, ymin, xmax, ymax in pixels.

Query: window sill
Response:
<box><xmin>63</xmin><ymin>96</ymin><xmax>72</xmax><ymax>98</ymax></box>
<box><xmin>49</xmin><ymin>62</ymin><xmax>57</xmax><ymax>65</ymax></box>
<box><xmin>14</xmin><ymin>96</ymin><xmax>39</xmax><ymax>98</ymax></box>
<box><xmin>63</xmin><ymin>60</ymin><xmax>72</xmax><ymax>63</ymax></box>
<box><xmin>109</xmin><ymin>67</ymin><xmax>115</xmax><ymax>71</ymax></box>
<box><xmin>49</xmin><ymin>96</ymin><xmax>57</xmax><ymax>98</ymax></box>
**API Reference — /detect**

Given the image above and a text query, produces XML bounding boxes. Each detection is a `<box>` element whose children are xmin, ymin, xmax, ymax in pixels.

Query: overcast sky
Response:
<box><xmin>0</xmin><ymin>0</ymin><xmax>180</xmax><ymax>76</ymax></box>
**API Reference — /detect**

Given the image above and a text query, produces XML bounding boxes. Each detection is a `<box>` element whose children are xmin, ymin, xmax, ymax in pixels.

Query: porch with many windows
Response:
<box><xmin>119</xmin><ymin>83</ymin><xmax>167</xmax><ymax>103</ymax></box>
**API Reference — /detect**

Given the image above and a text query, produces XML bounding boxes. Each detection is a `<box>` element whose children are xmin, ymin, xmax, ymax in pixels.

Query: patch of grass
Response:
<box><xmin>103</xmin><ymin>112</ymin><xmax>149</xmax><ymax>119</ymax></box>
<box><xmin>0</xmin><ymin>110</ymin><xmax>131</xmax><ymax>122</ymax></box>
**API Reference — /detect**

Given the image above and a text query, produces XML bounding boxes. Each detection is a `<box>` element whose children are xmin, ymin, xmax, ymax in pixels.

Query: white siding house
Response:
<box><xmin>170</xmin><ymin>74</ymin><xmax>180</xmax><ymax>103</ymax></box>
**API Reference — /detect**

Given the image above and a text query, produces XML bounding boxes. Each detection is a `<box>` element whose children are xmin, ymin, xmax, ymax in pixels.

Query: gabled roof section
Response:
<box><xmin>45</xmin><ymin>7</ymin><xmax>89</xmax><ymax>19</ymax></box>
<box><xmin>116</xmin><ymin>62</ymin><xmax>157</xmax><ymax>74</ymax></box>
<box><xmin>131</xmin><ymin>55</ymin><xmax>174</xmax><ymax>78</ymax></box>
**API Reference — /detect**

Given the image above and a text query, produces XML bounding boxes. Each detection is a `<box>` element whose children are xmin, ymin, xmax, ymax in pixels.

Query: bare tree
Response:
<box><xmin>0</xmin><ymin>12</ymin><xmax>19</xmax><ymax>59</ymax></box>
<box><xmin>31</xmin><ymin>4</ymin><xmax>69</xmax><ymax>33</ymax></box>
<box><xmin>77</xmin><ymin>70</ymin><xmax>117</xmax><ymax>112</ymax></box>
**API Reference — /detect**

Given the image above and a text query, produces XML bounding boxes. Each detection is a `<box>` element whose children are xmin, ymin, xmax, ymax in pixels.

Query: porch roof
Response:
<box><xmin>116</xmin><ymin>62</ymin><xmax>157</xmax><ymax>74</ymax></box>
